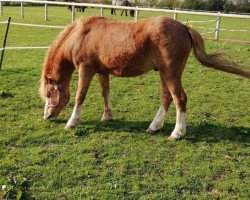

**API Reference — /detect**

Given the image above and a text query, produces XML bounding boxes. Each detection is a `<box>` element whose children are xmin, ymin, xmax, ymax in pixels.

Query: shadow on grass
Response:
<box><xmin>52</xmin><ymin>119</ymin><xmax>249</xmax><ymax>143</ymax></box>
<box><xmin>186</xmin><ymin>123</ymin><xmax>249</xmax><ymax>143</ymax></box>
<box><xmin>0</xmin><ymin>91</ymin><xmax>14</xmax><ymax>99</ymax></box>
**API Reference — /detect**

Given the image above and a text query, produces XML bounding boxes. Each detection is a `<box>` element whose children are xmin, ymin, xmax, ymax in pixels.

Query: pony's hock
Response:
<box><xmin>39</xmin><ymin>16</ymin><xmax>250</xmax><ymax>140</ymax></box>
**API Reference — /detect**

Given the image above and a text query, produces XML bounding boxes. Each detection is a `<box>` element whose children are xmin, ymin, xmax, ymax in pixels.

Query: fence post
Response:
<box><xmin>45</xmin><ymin>0</ymin><xmax>48</xmax><ymax>21</ymax></box>
<box><xmin>21</xmin><ymin>1</ymin><xmax>24</xmax><ymax>18</ymax></box>
<box><xmin>215</xmin><ymin>12</ymin><xmax>221</xmax><ymax>41</ymax></box>
<box><xmin>100</xmin><ymin>3</ymin><xmax>103</xmax><ymax>17</ymax></box>
<box><xmin>173</xmin><ymin>9</ymin><xmax>177</xmax><ymax>20</ymax></box>
<box><xmin>135</xmin><ymin>6</ymin><xmax>139</xmax><ymax>20</ymax></box>
<box><xmin>0</xmin><ymin>1</ymin><xmax>2</xmax><ymax>17</ymax></box>
<box><xmin>0</xmin><ymin>17</ymin><xmax>11</xmax><ymax>70</ymax></box>
<box><xmin>71</xmin><ymin>3</ymin><xmax>75</xmax><ymax>22</ymax></box>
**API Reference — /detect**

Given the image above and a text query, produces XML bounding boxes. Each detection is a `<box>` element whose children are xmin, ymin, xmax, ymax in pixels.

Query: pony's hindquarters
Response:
<box><xmin>149</xmin><ymin>21</ymin><xmax>250</xmax><ymax>139</ymax></box>
<box><xmin>148</xmin><ymin>18</ymin><xmax>192</xmax><ymax>140</ymax></box>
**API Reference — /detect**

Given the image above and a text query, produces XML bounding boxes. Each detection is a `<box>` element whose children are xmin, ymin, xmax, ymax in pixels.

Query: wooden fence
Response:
<box><xmin>0</xmin><ymin>0</ymin><xmax>250</xmax><ymax>40</ymax></box>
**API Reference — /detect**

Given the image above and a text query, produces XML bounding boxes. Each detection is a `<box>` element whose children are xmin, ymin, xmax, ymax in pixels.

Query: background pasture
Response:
<box><xmin>0</xmin><ymin>5</ymin><xmax>250</xmax><ymax>199</ymax></box>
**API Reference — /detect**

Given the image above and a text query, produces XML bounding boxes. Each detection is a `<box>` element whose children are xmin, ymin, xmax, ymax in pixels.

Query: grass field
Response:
<box><xmin>0</xmin><ymin>5</ymin><xmax>250</xmax><ymax>199</ymax></box>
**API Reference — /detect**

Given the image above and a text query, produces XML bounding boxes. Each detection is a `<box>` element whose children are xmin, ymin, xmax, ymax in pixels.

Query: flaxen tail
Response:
<box><xmin>187</xmin><ymin>27</ymin><xmax>250</xmax><ymax>79</ymax></box>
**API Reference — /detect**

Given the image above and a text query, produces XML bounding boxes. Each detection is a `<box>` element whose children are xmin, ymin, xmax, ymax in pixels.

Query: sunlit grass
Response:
<box><xmin>0</xmin><ymin>5</ymin><xmax>250</xmax><ymax>199</ymax></box>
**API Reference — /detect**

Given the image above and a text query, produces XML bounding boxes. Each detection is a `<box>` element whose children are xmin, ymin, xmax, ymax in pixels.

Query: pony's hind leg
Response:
<box><xmin>98</xmin><ymin>73</ymin><xmax>113</xmax><ymax>121</ymax></box>
<box><xmin>147</xmin><ymin>74</ymin><xmax>173</xmax><ymax>133</ymax></box>
<box><xmin>121</xmin><ymin>10</ymin><xmax>128</xmax><ymax>16</ymax></box>
<box><xmin>167</xmin><ymin>80</ymin><xmax>187</xmax><ymax>140</ymax></box>
<box><xmin>65</xmin><ymin>66</ymin><xmax>95</xmax><ymax>129</ymax></box>
<box><xmin>111</xmin><ymin>8</ymin><xmax>116</xmax><ymax>15</ymax></box>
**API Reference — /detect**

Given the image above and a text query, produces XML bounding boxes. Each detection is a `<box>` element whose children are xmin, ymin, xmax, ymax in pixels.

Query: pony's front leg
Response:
<box><xmin>98</xmin><ymin>73</ymin><xmax>113</xmax><ymax>121</ymax></box>
<box><xmin>65</xmin><ymin>66</ymin><xmax>95</xmax><ymax>129</ymax></box>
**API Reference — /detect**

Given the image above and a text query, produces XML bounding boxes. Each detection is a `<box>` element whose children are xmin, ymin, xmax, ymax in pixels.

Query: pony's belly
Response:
<box><xmin>108</xmin><ymin>61</ymin><xmax>155</xmax><ymax>77</ymax></box>
<box><xmin>110</xmin><ymin>69</ymin><xmax>151</xmax><ymax>77</ymax></box>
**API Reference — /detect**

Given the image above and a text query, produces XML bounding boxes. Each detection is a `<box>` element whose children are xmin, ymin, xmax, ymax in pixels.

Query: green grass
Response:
<box><xmin>0</xmin><ymin>6</ymin><xmax>250</xmax><ymax>200</ymax></box>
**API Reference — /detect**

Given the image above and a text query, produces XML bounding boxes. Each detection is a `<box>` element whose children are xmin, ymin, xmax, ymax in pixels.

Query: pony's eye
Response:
<box><xmin>46</xmin><ymin>92</ymin><xmax>51</xmax><ymax>98</ymax></box>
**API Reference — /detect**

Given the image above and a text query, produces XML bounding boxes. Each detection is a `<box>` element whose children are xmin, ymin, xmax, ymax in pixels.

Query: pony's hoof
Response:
<box><xmin>101</xmin><ymin>116</ymin><xmax>112</xmax><ymax>122</ymax></box>
<box><xmin>65</xmin><ymin>125</ymin><xmax>75</xmax><ymax>130</ymax></box>
<box><xmin>167</xmin><ymin>136</ymin><xmax>179</xmax><ymax>141</ymax></box>
<box><xmin>101</xmin><ymin>112</ymin><xmax>112</xmax><ymax>122</ymax></box>
<box><xmin>146</xmin><ymin>128</ymin><xmax>156</xmax><ymax>134</ymax></box>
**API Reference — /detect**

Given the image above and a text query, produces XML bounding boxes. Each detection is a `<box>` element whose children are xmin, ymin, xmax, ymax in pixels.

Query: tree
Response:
<box><xmin>180</xmin><ymin>0</ymin><xmax>204</xmax><ymax>10</ymax></box>
<box><xmin>234</xmin><ymin>0</ymin><xmax>250</xmax><ymax>12</ymax></box>
<box><xmin>157</xmin><ymin>0</ymin><xmax>180</xmax><ymax>9</ymax></box>
<box><xmin>204</xmin><ymin>0</ymin><xmax>227</xmax><ymax>11</ymax></box>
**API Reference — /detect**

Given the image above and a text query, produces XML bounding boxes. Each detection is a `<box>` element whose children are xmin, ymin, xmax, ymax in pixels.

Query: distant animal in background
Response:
<box><xmin>121</xmin><ymin>0</ymin><xmax>134</xmax><ymax>17</ymax></box>
<box><xmin>111</xmin><ymin>0</ymin><xmax>134</xmax><ymax>17</ymax></box>
<box><xmin>68</xmin><ymin>5</ymin><xmax>86</xmax><ymax>12</ymax></box>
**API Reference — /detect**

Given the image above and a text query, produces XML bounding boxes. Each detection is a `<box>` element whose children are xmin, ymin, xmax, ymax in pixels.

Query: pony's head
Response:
<box><xmin>39</xmin><ymin>76</ymin><xmax>70</xmax><ymax>119</ymax></box>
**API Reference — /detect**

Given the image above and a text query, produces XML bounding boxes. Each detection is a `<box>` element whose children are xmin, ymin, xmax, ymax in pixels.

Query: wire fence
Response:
<box><xmin>0</xmin><ymin>20</ymin><xmax>64</xmax><ymax>52</ymax></box>
<box><xmin>9</xmin><ymin>21</ymin><xmax>66</xmax><ymax>29</ymax></box>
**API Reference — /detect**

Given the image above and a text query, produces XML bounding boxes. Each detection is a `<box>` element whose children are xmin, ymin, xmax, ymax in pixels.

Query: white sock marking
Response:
<box><xmin>170</xmin><ymin>111</ymin><xmax>186</xmax><ymax>138</ymax></box>
<box><xmin>66</xmin><ymin>104</ymin><xmax>83</xmax><ymax>127</ymax></box>
<box><xmin>148</xmin><ymin>105</ymin><xmax>166</xmax><ymax>131</ymax></box>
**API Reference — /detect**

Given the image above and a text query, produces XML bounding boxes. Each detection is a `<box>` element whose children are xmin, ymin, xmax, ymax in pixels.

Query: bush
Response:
<box><xmin>177</xmin><ymin>0</ymin><xmax>249</xmax><ymax>13</ymax></box>
<box><xmin>157</xmin><ymin>0</ymin><xmax>180</xmax><ymax>9</ymax></box>
<box><xmin>180</xmin><ymin>0</ymin><xmax>204</xmax><ymax>10</ymax></box>
<box><xmin>204</xmin><ymin>0</ymin><xmax>227</xmax><ymax>11</ymax></box>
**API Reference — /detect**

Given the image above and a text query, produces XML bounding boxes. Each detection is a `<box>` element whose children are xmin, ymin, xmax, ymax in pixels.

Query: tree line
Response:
<box><xmin>3</xmin><ymin>0</ymin><xmax>250</xmax><ymax>13</ymax></box>
<box><xmin>136</xmin><ymin>0</ymin><xmax>249</xmax><ymax>13</ymax></box>
<box><xmin>70</xmin><ymin>0</ymin><xmax>250</xmax><ymax>13</ymax></box>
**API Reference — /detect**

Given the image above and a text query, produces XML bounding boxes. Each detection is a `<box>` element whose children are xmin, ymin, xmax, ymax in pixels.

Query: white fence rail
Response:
<box><xmin>0</xmin><ymin>0</ymin><xmax>250</xmax><ymax>40</ymax></box>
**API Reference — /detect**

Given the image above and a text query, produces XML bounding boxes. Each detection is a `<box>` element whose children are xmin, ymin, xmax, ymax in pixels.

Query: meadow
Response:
<box><xmin>0</xmin><ymin>5</ymin><xmax>250</xmax><ymax>199</ymax></box>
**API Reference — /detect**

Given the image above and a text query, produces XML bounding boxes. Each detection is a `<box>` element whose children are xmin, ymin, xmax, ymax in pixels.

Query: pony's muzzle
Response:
<box><xmin>44</xmin><ymin>113</ymin><xmax>52</xmax><ymax>120</ymax></box>
<box><xmin>44</xmin><ymin>111</ymin><xmax>58</xmax><ymax>120</ymax></box>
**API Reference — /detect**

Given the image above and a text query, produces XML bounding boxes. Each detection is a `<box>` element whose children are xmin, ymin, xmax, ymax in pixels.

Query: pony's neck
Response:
<box><xmin>44</xmin><ymin>21</ymin><xmax>76</xmax><ymax>84</ymax></box>
<box><xmin>44</xmin><ymin>58</ymin><xmax>75</xmax><ymax>88</ymax></box>
<box><xmin>43</xmin><ymin>42</ymin><xmax>75</xmax><ymax>94</ymax></box>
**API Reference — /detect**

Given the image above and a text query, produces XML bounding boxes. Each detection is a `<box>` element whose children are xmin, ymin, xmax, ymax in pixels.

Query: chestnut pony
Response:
<box><xmin>39</xmin><ymin>16</ymin><xmax>250</xmax><ymax>140</ymax></box>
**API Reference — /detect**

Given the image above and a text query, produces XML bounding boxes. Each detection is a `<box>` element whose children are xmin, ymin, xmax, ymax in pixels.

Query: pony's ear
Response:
<box><xmin>44</xmin><ymin>76</ymin><xmax>53</xmax><ymax>84</ymax></box>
